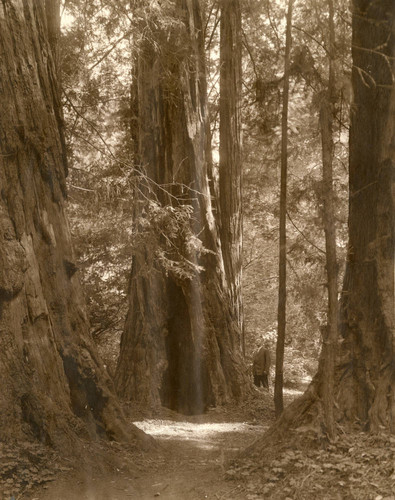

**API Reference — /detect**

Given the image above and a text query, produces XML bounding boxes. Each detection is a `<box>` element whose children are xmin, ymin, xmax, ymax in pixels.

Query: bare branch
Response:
<box><xmin>242</xmin><ymin>28</ymin><xmax>258</xmax><ymax>80</ymax></box>
<box><xmin>88</xmin><ymin>32</ymin><xmax>131</xmax><ymax>72</ymax></box>
<box><xmin>69</xmin><ymin>184</ymin><xmax>96</xmax><ymax>192</ymax></box>
<box><xmin>292</xmin><ymin>25</ymin><xmax>329</xmax><ymax>55</ymax></box>
<box><xmin>287</xmin><ymin>210</ymin><xmax>326</xmax><ymax>256</ymax></box>
<box><xmin>205</xmin><ymin>4</ymin><xmax>220</xmax><ymax>51</ymax></box>
<box><xmin>355</xmin><ymin>66</ymin><xmax>377</xmax><ymax>88</ymax></box>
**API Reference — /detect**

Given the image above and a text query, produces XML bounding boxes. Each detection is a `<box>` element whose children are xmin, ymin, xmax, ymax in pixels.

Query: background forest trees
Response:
<box><xmin>241</xmin><ymin>0</ymin><xmax>351</xmax><ymax>380</ymax></box>
<box><xmin>61</xmin><ymin>0</ymin><xmax>350</xmax><ymax>389</ymax></box>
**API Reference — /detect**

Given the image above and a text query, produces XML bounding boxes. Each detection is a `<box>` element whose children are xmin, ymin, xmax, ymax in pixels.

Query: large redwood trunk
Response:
<box><xmin>0</xmin><ymin>0</ymin><xmax>148</xmax><ymax>449</ymax></box>
<box><xmin>335</xmin><ymin>0</ymin><xmax>394</xmax><ymax>431</ymax></box>
<box><xmin>115</xmin><ymin>0</ymin><xmax>250</xmax><ymax>415</ymax></box>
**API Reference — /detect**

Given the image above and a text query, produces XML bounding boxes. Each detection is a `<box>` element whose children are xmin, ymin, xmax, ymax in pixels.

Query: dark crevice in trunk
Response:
<box><xmin>160</xmin><ymin>280</ymin><xmax>210</xmax><ymax>415</ymax></box>
<box><xmin>61</xmin><ymin>354</ymin><xmax>109</xmax><ymax>438</ymax></box>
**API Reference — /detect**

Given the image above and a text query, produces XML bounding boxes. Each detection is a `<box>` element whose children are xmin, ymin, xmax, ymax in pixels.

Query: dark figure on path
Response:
<box><xmin>253</xmin><ymin>345</ymin><xmax>271</xmax><ymax>389</ymax></box>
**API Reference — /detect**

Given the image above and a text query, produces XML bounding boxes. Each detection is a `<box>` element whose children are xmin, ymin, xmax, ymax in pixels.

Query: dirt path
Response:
<box><xmin>28</xmin><ymin>417</ymin><xmax>268</xmax><ymax>499</ymax></box>
<box><xmin>25</xmin><ymin>388</ymin><xmax>279</xmax><ymax>500</ymax></box>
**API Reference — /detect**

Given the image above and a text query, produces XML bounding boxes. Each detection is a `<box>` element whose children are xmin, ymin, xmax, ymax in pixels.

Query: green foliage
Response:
<box><xmin>69</xmin><ymin>190</ymin><xmax>132</xmax><ymax>341</ymax></box>
<box><xmin>60</xmin><ymin>1</ymin><xmax>137</xmax><ymax>368</ymax></box>
<box><xmin>132</xmin><ymin>200</ymin><xmax>211</xmax><ymax>281</ymax></box>
<box><xmin>241</xmin><ymin>0</ymin><xmax>350</xmax><ymax>381</ymax></box>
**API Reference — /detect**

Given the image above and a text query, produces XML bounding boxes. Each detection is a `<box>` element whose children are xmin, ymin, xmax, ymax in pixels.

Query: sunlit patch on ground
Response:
<box><xmin>283</xmin><ymin>386</ymin><xmax>306</xmax><ymax>396</ymax></box>
<box><xmin>133</xmin><ymin>420</ymin><xmax>268</xmax><ymax>451</ymax></box>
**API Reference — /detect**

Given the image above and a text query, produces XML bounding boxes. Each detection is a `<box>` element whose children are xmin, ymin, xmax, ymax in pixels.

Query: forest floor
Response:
<box><xmin>3</xmin><ymin>386</ymin><xmax>395</xmax><ymax>500</ymax></box>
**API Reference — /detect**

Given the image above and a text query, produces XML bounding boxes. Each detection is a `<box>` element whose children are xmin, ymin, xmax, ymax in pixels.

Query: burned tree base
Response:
<box><xmin>116</xmin><ymin>273</ymin><xmax>251</xmax><ymax>416</ymax></box>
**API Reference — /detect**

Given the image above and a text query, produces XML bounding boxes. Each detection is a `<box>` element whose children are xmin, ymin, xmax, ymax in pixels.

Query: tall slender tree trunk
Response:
<box><xmin>0</xmin><ymin>0</ymin><xmax>149</xmax><ymax>450</ymax></box>
<box><xmin>115</xmin><ymin>0</ymin><xmax>250</xmax><ymax>415</ymax></box>
<box><xmin>275</xmin><ymin>0</ymin><xmax>294</xmax><ymax>418</ymax></box>
<box><xmin>319</xmin><ymin>0</ymin><xmax>338</xmax><ymax>441</ymax></box>
<box><xmin>219</xmin><ymin>0</ymin><xmax>244</xmax><ymax>353</ymax></box>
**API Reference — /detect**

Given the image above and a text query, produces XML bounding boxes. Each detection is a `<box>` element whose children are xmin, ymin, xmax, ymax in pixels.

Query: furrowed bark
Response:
<box><xmin>219</xmin><ymin>0</ymin><xmax>244</xmax><ymax>352</ymax></box>
<box><xmin>0</xmin><ymin>0</ymin><xmax>151</xmax><ymax>450</ymax></box>
<box><xmin>115</xmin><ymin>0</ymin><xmax>250</xmax><ymax>415</ymax></box>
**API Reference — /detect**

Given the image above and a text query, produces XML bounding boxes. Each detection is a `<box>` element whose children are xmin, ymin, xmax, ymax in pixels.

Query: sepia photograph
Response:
<box><xmin>0</xmin><ymin>0</ymin><xmax>394</xmax><ymax>498</ymax></box>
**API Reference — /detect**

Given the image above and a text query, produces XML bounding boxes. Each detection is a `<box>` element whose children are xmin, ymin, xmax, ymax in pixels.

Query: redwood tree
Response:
<box><xmin>0</xmin><ymin>0</ymin><xmax>148</xmax><ymax>449</ymax></box>
<box><xmin>336</xmin><ymin>0</ymin><xmax>394</xmax><ymax>431</ymax></box>
<box><xmin>219</xmin><ymin>0</ymin><xmax>244</xmax><ymax>350</ymax></box>
<box><xmin>115</xmin><ymin>0</ymin><xmax>249</xmax><ymax>414</ymax></box>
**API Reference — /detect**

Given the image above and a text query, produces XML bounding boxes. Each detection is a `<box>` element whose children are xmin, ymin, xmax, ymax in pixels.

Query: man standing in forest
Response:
<box><xmin>253</xmin><ymin>343</ymin><xmax>271</xmax><ymax>390</ymax></box>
